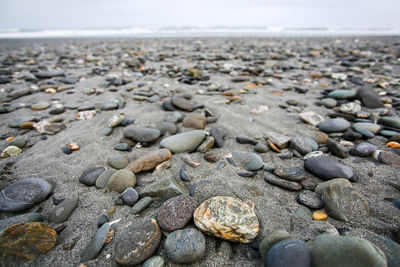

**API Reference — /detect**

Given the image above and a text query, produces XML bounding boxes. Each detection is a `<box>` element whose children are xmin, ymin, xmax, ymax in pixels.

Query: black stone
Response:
<box><xmin>236</xmin><ymin>136</ymin><xmax>258</xmax><ymax>145</ymax></box>
<box><xmin>210</xmin><ymin>127</ymin><xmax>224</xmax><ymax>148</ymax></box>
<box><xmin>79</xmin><ymin>167</ymin><xmax>105</xmax><ymax>186</ymax></box>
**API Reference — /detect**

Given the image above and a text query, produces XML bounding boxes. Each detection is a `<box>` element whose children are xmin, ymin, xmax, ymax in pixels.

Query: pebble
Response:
<box><xmin>264</xmin><ymin>172</ymin><xmax>302</xmax><ymax>191</ymax></box>
<box><xmin>326</xmin><ymin>138</ymin><xmax>348</xmax><ymax>158</ymax></box>
<box><xmin>80</xmin><ymin>223</ymin><xmax>111</xmax><ymax>263</ymax></box>
<box><xmin>125</xmin><ymin>149</ymin><xmax>172</xmax><ymax>173</ymax></box>
<box><xmin>300</xmin><ymin>112</ymin><xmax>324</xmax><ymax>126</ymax></box>
<box><xmin>118</xmin><ymin>187</ymin><xmax>139</xmax><ymax>206</ymax></box>
<box><xmin>266</xmin><ymin>239</ymin><xmax>311</xmax><ymax>267</ymax></box>
<box><xmin>290</xmin><ymin>137</ymin><xmax>318</xmax><ymax>155</ymax></box>
<box><xmin>274</xmin><ymin>166</ymin><xmax>305</xmax><ymax>182</ymax></box>
<box><xmin>142</xmin><ymin>256</ymin><xmax>165</xmax><ymax>267</ymax></box>
<box><xmin>366</xmin><ymin>235</ymin><xmax>400</xmax><ymax>267</ymax></box>
<box><xmin>296</xmin><ymin>205</ymin><xmax>313</xmax><ymax>221</ymax></box>
<box><xmin>123</xmin><ymin>126</ymin><xmax>161</xmax><ymax>143</ymax></box>
<box><xmin>197</xmin><ymin>136</ymin><xmax>215</xmax><ymax>153</ymax></box>
<box><xmin>312</xmin><ymin>131</ymin><xmax>329</xmax><ymax>144</ymax></box>
<box><xmin>232</xmin><ymin>152</ymin><xmax>264</xmax><ymax>171</ymax></box>
<box><xmin>322</xmin><ymin>183</ymin><xmax>370</xmax><ymax>222</ymax></box>
<box><xmin>182</xmin><ymin>113</ymin><xmax>206</xmax><ymax>129</ymax></box>
<box><xmin>107</xmin><ymin>169</ymin><xmax>136</xmax><ymax>193</ymax></box>
<box><xmin>62</xmin><ymin>146</ymin><xmax>72</xmax><ymax>154</ymax></box>
<box><xmin>296</xmin><ymin>190</ymin><xmax>324</xmax><ymax>209</ymax></box>
<box><xmin>97</xmin><ymin>214</ymin><xmax>109</xmax><ymax>228</ymax></box>
<box><xmin>379</xmin><ymin>116</ymin><xmax>400</xmax><ymax>129</ymax></box>
<box><xmin>171</xmin><ymin>96</ymin><xmax>199</xmax><ymax>111</ymax></box>
<box><xmin>308</xmin><ymin>234</ymin><xmax>387</xmax><ymax>267</ymax></box>
<box><xmin>114</xmin><ymin>219</ymin><xmax>161</xmax><ymax>265</ymax></box>
<box><xmin>48</xmin><ymin>198</ymin><xmax>79</xmax><ymax>224</ymax></box>
<box><xmin>140</xmin><ymin>176</ymin><xmax>188</xmax><ymax>200</ymax></box>
<box><xmin>318</xmin><ymin>118</ymin><xmax>351</xmax><ymax>133</ymax></box>
<box><xmin>236</xmin><ymin>136</ymin><xmax>258</xmax><ymax>145</ymax></box>
<box><xmin>79</xmin><ymin>167</ymin><xmax>105</xmax><ymax>186</ymax></box>
<box><xmin>9</xmin><ymin>116</ymin><xmax>40</xmax><ymax>128</ymax></box>
<box><xmin>352</xmin><ymin>122</ymin><xmax>381</xmax><ymax>135</ymax></box>
<box><xmin>194</xmin><ymin>196</ymin><xmax>259</xmax><ymax>243</ymax></box>
<box><xmin>114</xmin><ymin>143</ymin><xmax>131</xmax><ymax>151</ymax></box>
<box><xmin>108</xmin><ymin>155</ymin><xmax>129</xmax><ymax>169</ymax></box>
<box><xmin>1</xmin><ymin>146</ymin><xmax>22</xmax><ymax>158</ymax></box>
<box><xmin>0</xmin><ymin>212</ymin><xmax>43</xmax><ymax>233</ymax></box>
<box><xmin>8</xmin><ymin>139</ymin><xmax>26</xmax><ymax>148</ymax></box>
<box><xmin>210</xmin><ymin>127</ymin><xmax>224</xmax><ymax>148</ymax></box>
<box><xmin>327</xmin><ymin>90</ymin><xmax>356</xmax><ymax>100</ymax></box>
<box><xmin>163</xmin><ymin>111</ymin><xmax>183</xmax><ymax>123</ymax></box>
<box><xmin>0</xmin><ymin>178</ymin><xmax>52</xmax><ymax>212</ymax></box>
<box><xmin>95</xmin><ymin>169</ymin><xmax>116</xmax><ymax>189</ymax></box>
<box><xmin>304</xmin><ymin>157</ymin><xmax>353</xmax><ymax>180</ymax></box>
<box><xmin>318</xmin><ymin>98</ymin><xmax>337</xmax><ymax>108</ymax></box>
<box><xmin>0</xmin><ymin>222</ymin><xmax>57</xmax><ymax>260</ymax></box>
<box><xmin>204</xmin><ymin>151</ymin><xmax>218</xmax><ymax>162</ymax></box>
<box><xmin>350</xmin><ymin>142</ymin><xmax>377</xmax><ymax>157</ymax></box>
<box><xmin>356</xmin><ymin>86</ymin><xmax>384</xmax><ymax>108</ymax></box>
<box><xmin>340</xmin><ymin>102</ymin><xmax>361</xmax><ymax>114</ymax></box>
<box><xmin>254</xmin><ymin>143</ymin><xmax>270</xmax><ymax>153</ymax></box>
<box><xmin>156</xmin><ymin>195</ymin><xmax>198</xmax><ymax>231</ymax></box>
<box><xmin>107</xmin><ymin>114</ymin><xmax>125</xmax><ymax>128</ymax></box>
<box><xmin>164</xmin><ymin>228</ymin><xmax>206</xmax><ymax>264</ymax></box>
<box><xmin>130</xmin><ymin>197</ymin><xmax>153</xmax><ymax>215</ymax></box>
<box><xmin>259</xmin><ymin>230</ymin><xmax>291</xmax><ymax>261</ymax></box>
<box><xmin>314</xmin><ymin>178</ymin><xmax>353</xmax><ymax>194</ymax></box>
<box><xmin>160</xmin><ymin>130</ymin><xmax>206</xmax><ymax>153</ymax></box>
<box><xmin>35</xmin><ymin>70</ymin><xmax>64</xmax><ymax>78</ymax></box>
<box><xmin>31</xmin><ymin>101</ymin><xmax>51</xmax><ymax>110</ymax></box>
<box><xmin>378</xmin><ymin>150</ymin><xmax>400</xmax><ymax>166</ymax></box>
<box><xmin>312</xmin><ymin>210</ymin><xmax>328</xmax><ymax>220</ymax></box>
<box><xmin>156</xmin><ymin>121</ymin><xmax>177</xmax><ymax>135</ymax></box>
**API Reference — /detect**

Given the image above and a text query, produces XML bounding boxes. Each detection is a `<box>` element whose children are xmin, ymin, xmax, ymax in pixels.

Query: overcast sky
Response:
<box><xmin>0</xmin><ymin>0</ymin><xmax>399</xmax><ymax>30</ymax></box>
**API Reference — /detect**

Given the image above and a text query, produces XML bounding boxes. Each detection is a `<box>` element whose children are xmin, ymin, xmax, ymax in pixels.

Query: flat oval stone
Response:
<box><xmin>327</xmin><ymin>90</ymin><xmax>356</xmax><ymax>100</ymax></box>
<box><xmin>318</xmin><ymin>98</ymin><xmax>337</xmax><ymax>108</ymax></box>
<box><xmin>31</xmin><ymin>101</ymin><xmax>50</xmax><ymax>111</ymax></box>
<box><xmin>182</xmin><ymin>113</ymin><xmax>206</xmax><ymax>129</ymax></box>
<box><xmin>194</xmin><ymin>196</ymin><xmax>259</xmax><ymax>243</ymax></box>
<box><xmin>308</xmin><ymin>235</ymin><xmax>387</xmax><ymax>267</ymax></box>
<box><xmin>79</xmin><ymin>167</ymin><xmax>105</xmax><ymax>186</ymax></box>
<box><xmin>232</xmin><ymin>152</ymin><xmax>264</xmax><ymax>171</ymax></box>
<box><xmin>108</xmin><ymin>155</ymin><xmax>129</xmax><ymax>169</ymax></box>
<box><xmin>48</xmin><ymin>198</ymin><xmax>79</xmax><ymax>223</ymax></box>
<box><xmin>266</xmin><ymin>239</ymin><xmax>311</xmax><ymax>267</ymax></box>
<box><xmin>80</xmin><ymin>222</ymin><xmax>111</xmax><ymax>263</ymax></box>
<box><xmin>123</xmin><ymin>126</ymin><xmax>161</xmax><ymax>143</ymax></box>
<box><xmin>264</xmin><ymin>173</ymin><xmax>302</xmax><ymax>191</ymax></box>
<box><xmin>118</xmin><ymin>187</ymin><xmax>139</xmax><ymax>206</ymax></box>
<box><xmin>259</xmin><ymin>230</ymin><xmax>291</xmax><ymax>261</ymax></box>
<box><xmin>0</xmin><ymin>212</ymin><xmax>43</xmax><ymax>233</ymax></box>
<box><xmin>114</xmin><ymin>218</ymin><xmax>161</xmax><ymax>265</ymax></box>
<box><xmin>322</xmin><ymin>183</ymin><xmax>370</xmax><ymax>222</ymax></box>
<box><xmin>366</xmin><ymin>235</ymin><xmax>400</xmax><ymax>267</ymax></box>
<box><xmin>0</xmin><ymin>178</ymin><xmax>52</xmax><ymax>212</ymax></box>
<box><xmin>318</xmin><ymin>118</ymin><xmax>351</xmax><ymax>133</ymax></box>
<box><xmin>379</xmin><ymin>116</ymin><xmax>400</xmax><ymax>129</ymax></box>
<box><xmin>114</xmin><ymin>143</ymin><xmax>131</xmax><ymax>151</ymax></box>
<box><xmin>0</xmin><ymin>222</ymin><xmax>57</xmax><ymax>260</ymax></box>
<box><xmin>210</xmin><ymin>127</ymin><xmax>224</xmax><ymax>148</ymax></box>
<box><xmin>95</xmin><ymin>169</ymin><xmax>116</xmax><ymax>189</ymax></box>
<box><xmin>314</xmin><ymin>178</ymin><xmax>353</xmax><ymax>195</ymax></box>
<box><xmin>165</xmin><ymin>228</ymin><xmax>205</xmax><ymax>264</ymax></box>
<box><xmin>171</xmin><ymin>96</ymin><xmax>197</xmax><ymax>111</ymax></box>
<box><xmin>130</xmin><ymin>197</ymin><xmax>152</xmax><ymax>215</ymax></box>
<box><xmin>156</xmin><ymin>121</ymin><xmax>177</xmax><ymax>135</ymax></box>
<box><xmin>350</xmin><ymin>142</ymin><xmax>377</xmax><ymax>157</ymax></box>
<box><xmin>291</xmin><ymin>137</ymin><xmax>318</xmax><ymax>155</ymax></box>
<box><xmin>304</xmin><ymin>157</ymin><xmax>353</xmax><ymax>180</ymax></box>
<box><xmin>125</xmin><ymin>149</ymin><xmax>172</xmax><ymax>173</ymax></box>
<box><xmin>142</xmin><ymin>255</ymin><xmax>165</xmax><ymax>267</ymax></box>
<box><xmin>35</xmin><ymin>70</ymin><xmax>64</xmax><ymax>78</ymax></box>
<box><xmin>274</xmin><ymin>166</ymin><xmax>305</xmax><ymax>182</ymax></box>
<box><xmin>352</xmin><ymin>122</ymin><xmax>381</xmax><ymax>134</ymax></box>
<box><xmin>156</xmin><ymin>195</ymin><xmax>198</xmax><ymax>231</ymax></box>
<box><xmin>107</xmin><ymin>169</ymin><xmax>136</xmax><ymax>193</ymax></box>
<box><xmin>296</xmin><ymin>190</ymin><xmax>323</xmax><ymax>209</ymax></box>
<box><xmin>160</xmin><ymin>130</ymin><xmax>206</xmax><ymax>153</ymax></box>
<box><xmin>356</xmin><ymin>86</ymin><xmax>384</xmax><ymax>108</ymax></box>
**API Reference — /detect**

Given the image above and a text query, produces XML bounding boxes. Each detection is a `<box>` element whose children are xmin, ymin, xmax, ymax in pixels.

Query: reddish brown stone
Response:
<box><xmin>125</xmin><ymin>149</ymin><xmax>172</xmax><ymax>173</ymax></box>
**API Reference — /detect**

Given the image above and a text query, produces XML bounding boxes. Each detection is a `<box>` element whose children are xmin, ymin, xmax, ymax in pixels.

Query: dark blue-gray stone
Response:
<box><xmin>79</xmin><ymin>167</ymin><xmax>105</xmax><ymax>186</ymax></box>
<box><xmin>366</xmin><ymin>235</ymin><xmax>400</xmax><ymax>267</ymax></box>
<box><xmin>379</xmin><ymin>117</ymin><xmax>400</xmax><ymax>130</ymax></box>
<box><xmin>259</xmin><ymin>230</ymin><xmax>291</xmax><ymax>261</ymax></box>
<box><xmin>119</xmin><ymin>187</ymin><xmax>139</xmax><ymax>206</ymax></box>
<box><xmin>0</xmin><ymin>178</ymin><xmax>52</xmax><ymax>212</ymax></box>
<box><xmin>266</xmin><ymin>239</ymin><xmax>311</xmax><ymax>267</ymax></box>
<box><xmin>114</xmin><ymin>143</ymin><xmax>131</xmax><ymax>151</ymax></box>
<box><xmin>48</xmin><ymin>198</ymin><xmax>79</xmax><ymax>223</ymax></box>
<box><xmin>97</xmin><ymin>214</ymin><xmax>109</xmax><ymax>228</ymax></box>
<box><xmin>165</xmin><ymin>228</ymin><xmax>206</xmax><ymax>264</ymax></box>
<box><xmin>291</xmin><ymin>137</ymin><xmax>318</xmax><ymax>155</ymax></box>
<box><xmin>304</xmin><ymin>157</ymin><xmax>353</xmax><ymax>180</ymax></box>
<box><xmin>232</xmin><ymin>152</ymin><xmax>264</xmax><ymax>171</ymax></box>
<box><xmin>130</xmin><ymin>197</ymin><xmax>153</xmax><ymax>215</ymax></box>
<box><xmin>318</xmin><ymin>118</ymin><xmax>351</xmax><ymax>133</ymax></box>
<box><xmin>350</xmin><ymin>143</ymin><xmax>377</xmax><ymax>157</ymax></box>
<box><xmin>123</xmin><ymin>126</ymin><xmax>161</xmax><ymax>143</ymax></box>
<box><xmin>327</xmin><ymin>90</ymin><xmax>356</xmax><ymax>100</ymax></box>
<box><xmin>0</xmin><ymin>212</ymin><xmax>43</xmax><ymax>233</ymax></box>
<box><xmin>80</xmin><ymin>222</ymin><xmax>111</xmax><ymax>263</ymax></box>
<box><xmin>210</xmin><ymin>127</ymin><xmax>224</xmax><ymax>148</ymax></box>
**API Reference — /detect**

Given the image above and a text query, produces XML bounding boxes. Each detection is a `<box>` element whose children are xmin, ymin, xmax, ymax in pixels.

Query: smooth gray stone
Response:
<box><xmin>108</xmin><ymin>155</ymin><xmax>129</xmax><ymax>169</ymax></box>
<box><xmin>318</xmin><ymin>98</ymin><xmax>337</xmax><ymax>108</ymax></box>
<box><xmin>79</xmin><ymin>167</ymin><xmax>105</xmax><ymax>186</ymax></box>
<box><xmin>101</xmin><ymin>101</ymin><xmax>118</xmax><ymax>110</ymax></box>
<box><xmin>123</xmin><ymin>126</ymin><xmax>161</xmax><ymax>143</ymax></box>
<box><xmin>142</xmin><ymin>256</ymin><xmax>164</xmax><ymax>267</ymax></box>
<box><xmin>379</xmin><ymin>117</ymin><xmax>400</xmax><ymax>130</ymax></box>
<box><xmin>35</xmin><ymin>70</ymin><xmax>64</xmax><ymax>78</ymax></box>
<box><xmin>80</xmin><ymin>223</ymin><xmax>111</xmax><ymax>263</ymax></box>
<box><xmin>140</xmin><ymin>177</ymin><xmax>188</xmax><ymax>200</ymax></box>
<box><xmin>304</xmin><ymin>157</ymin><xmax>353</xmax><ymax>180</ymax></box>
<box><xmin>318</xmin><ymin>118</ymin><xmax>351</xmax><ymax>133</ymax></box>
<box><xmin>114</xmin><ymin>143</ymin><xmax>131</xmax><ymax>151</ymax></box>
<box><xmin>307</xmin><ymin>235</ymin><xmax>387</xmax><ymax>267</ymax></box>
<box><xmin>266</xmin><ymin>239</ymin><xmax>311</xmax><ymax>267</ymax></box>
<box><xmin>99</xmin><ymin>127</ymin><xmax>113</xmax><ymax>136</ymax></box>
<box><xmin>350</xmin><ymin>142</ymin><xmax>377</xmax><ymax>157</ymax></box>
<box><xmin>327</xmin><ymin>90</ymin><xmax>357</xmax><ymax>100</ymax></box>
<box><xmin>353</xmin><ymin>122</ymin><xmax>381</xmax><ymax>134</ymax></box>
<box><xmin>232</xmin><ymin>152</ymin><xmax>264</xmax><ymax>171</ymax></box>
<box><xmin>8</xmin><ymin>139</ymin><xmax>27</xmax><ymax>148</ymax></box>
<box><xmin>210</xmin><ymin>127</ymin><xmax>224</xmax><ymax>148</ymax></box>
<box><xmin>259</xmin><ymin>230</ymin><xmax>291</xmax><ymax>261</ymax></box>
<box><xmin>264</xmin><ymin>173</ymin><xmax>302</xmax><ymax>191</ymax></box>
<box><xmin>295</xmin><ymin>205</ymin><xmax>313</xmax><ymax>221</ymax></box>
<box><xmin>0</xmin><ymin>178</ymin><xmax>52</xmax><ymax>212</ymax></box>
<box><xmin>163</xmin><ymin>111</ymin><xmax>183</xmax><ymax>123</ymax></box>
<box><xmin>118</xmin><ymin>187</ymin><xmax>139</xmax><ymax>206</ymax></box>
<box><xmin>160</xmin><ymin>130</ymin><xmax>206</xmax><ymax>153</ymax></box>
<box><xmin>171</xmin><ymin>96</ymin><xmax>197</xmax><ymax>111</ymax></box>
<box><xmin>322</xmin><ymin>183</ymin><xmax>370</xmax><ymax>222</ymax></box>
<box><xmin>314</xmin><ymin>178</ymin><xmax>353</xmax><ymax>195</ymax></box>
<box><xmin>326</xmin><ymin>138</ymin><xmax>348</xmax><ymax>158</ymax></box>
<box><xmin>366</xmin><ymin>235</ymin><xmax>400</xmax><ymax>267</ymax></box>
<box><xmin>156</xmin><ymin>121</ymin><xmax>177</xmax><ymax>135</ymax></box>
<box><xmin>107</xmin><ymin>169</ymin><xmax>136</xmax><ymax>193</ymax></box>
<box><xmin>165</xmin><ymin>228</ymin><xmax>206</xmax><ymax>264</ymax></box>
<box><xmin>274</xmin><ymin>166</ymin><xmax>305</xmax><ymax>182</ymax></box>
<box><xmin>356</xmin><ymin>86</ymin><xmax>384</xmax><ymax>108</ymax></box>
<box><xmin>95</xmin><ymin>169</ymin><xmax>116</xmax><ymax>189</ymax></box>
<box><xmin>8</xmin><ymin>116</ymin><xmax>40</xmax><ymax>128</ymax></box>
<box><xmin>130</xmin><ymin>197</ymin><xmax>152</xmax><ymax>215</ymax></box>
<box><xmin>0</xmin><ymin>212</ymin><xmax>43</xmax><ymax>233</ymax></box>
<box><xmin>291</xmin><ymin>137</ymin><xmax>318</xmax><ymax>155</ymax></box>
<box><xmin>48</xmin><ymin>198</ymin><xmax>79</xmax><ymax>223</ymax></box>
<box><xmin>296</xmin><ymin>190</ymin><xmax>323</xmax><ymax>209</ymax></box>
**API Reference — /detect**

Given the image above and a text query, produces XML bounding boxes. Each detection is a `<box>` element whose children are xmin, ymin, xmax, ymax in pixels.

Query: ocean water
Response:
<box><xmin>0</xmin><ymin>26</ymin><xmax>399</xmax><ymax>38</ymax></box>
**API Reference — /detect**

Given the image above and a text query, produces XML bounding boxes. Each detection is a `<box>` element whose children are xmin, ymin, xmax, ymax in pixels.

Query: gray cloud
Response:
<box><xmin>0</xmin><ymin>0</ymin><xmax>399</xmax><ymax>29</ymax></box>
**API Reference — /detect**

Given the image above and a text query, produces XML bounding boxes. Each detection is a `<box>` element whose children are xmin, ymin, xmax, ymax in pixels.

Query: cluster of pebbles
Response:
<box><xmin>0</xmin><ymin>37</ymin><xmax>399</xmax><ymax>266</ymax></box>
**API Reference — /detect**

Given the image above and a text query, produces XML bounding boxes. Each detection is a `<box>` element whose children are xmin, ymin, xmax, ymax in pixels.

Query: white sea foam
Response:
<box><xmin>0</xmin><ymin>26</ymin><xmax>399</xmax><ymax>38</ymax></box>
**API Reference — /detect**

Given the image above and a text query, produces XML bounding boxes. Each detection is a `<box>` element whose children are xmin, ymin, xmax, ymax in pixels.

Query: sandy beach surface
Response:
<box><xmin>0</xmin><ymin>37</ymin><xmax>399</xmax><ymax>267</ymax></box>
